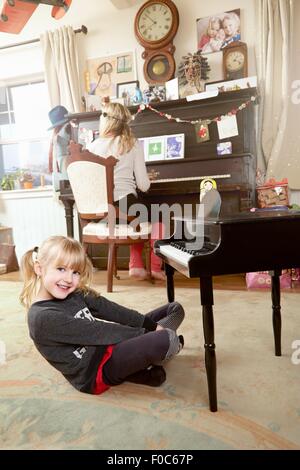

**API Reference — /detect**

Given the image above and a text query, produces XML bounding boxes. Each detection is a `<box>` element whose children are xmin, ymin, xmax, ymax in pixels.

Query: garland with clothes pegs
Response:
<box><xmin>132</xmin><ymin>95</ymin><xmax>257</xmax><ymax>139</ymax></box>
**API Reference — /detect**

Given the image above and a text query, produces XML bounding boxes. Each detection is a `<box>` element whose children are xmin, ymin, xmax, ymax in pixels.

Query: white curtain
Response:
<box><xmin>40</xmin><ymin>25</ymin><xmax>81</xmax><ymax>113</ymax></box>
<box><xmin>255</xmin><ymin>0</ymin><xmax>300</xmax><ymax>189</ymax></box>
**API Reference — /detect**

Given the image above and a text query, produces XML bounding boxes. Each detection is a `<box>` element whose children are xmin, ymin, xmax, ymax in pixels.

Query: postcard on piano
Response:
<box><xmin>145</xmin><ymin>136</ymin><xmax>165</xmax><ymax>161</ymax></box>
<box><xmin>165</xmin><ymin>134</ymin><xmax>185</xmax><ymax>159</ymax></box>
<box><xmin>217</xmin><ymin>115</ymin><xmax>239</xmax><ymax>140</ymax></box>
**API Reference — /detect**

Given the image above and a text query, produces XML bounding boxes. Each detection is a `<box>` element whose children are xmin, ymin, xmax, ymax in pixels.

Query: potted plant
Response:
<box><xmin>19</xmin><ymin>170</ymin><xmax>34</xmax><ymax>189</ymax></box>
<box><xmin>1</xmin><ymin>174</ymin><xmax>15</xmax><ymax>190</ymax></box>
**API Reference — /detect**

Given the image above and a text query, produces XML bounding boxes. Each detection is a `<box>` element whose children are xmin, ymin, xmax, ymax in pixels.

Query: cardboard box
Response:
<box><xmin>0</xmin><ymin>226</ymin><xmax>13</xmax><ymax>244</ymax></box>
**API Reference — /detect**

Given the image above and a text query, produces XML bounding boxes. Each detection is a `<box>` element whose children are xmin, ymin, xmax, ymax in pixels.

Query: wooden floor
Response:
<box><xmin>2</xmin><ymin>270</ymin><xmax>300</xmax><ymax>293</ymax></box>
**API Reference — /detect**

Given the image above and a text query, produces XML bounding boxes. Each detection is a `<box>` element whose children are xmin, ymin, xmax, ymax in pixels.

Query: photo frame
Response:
<box><xmin>196</xmin><ymin>9</ymin><xmax>241</xmax><ymax>54</ymax></box>
<box><xmin>117</xmin><ymin>80</ymin><xmax>139</xmax><ymax>105</ymax></box>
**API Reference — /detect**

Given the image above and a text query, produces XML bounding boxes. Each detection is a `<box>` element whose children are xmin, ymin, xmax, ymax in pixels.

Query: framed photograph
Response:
<box><xmin>165</xmin><ymin>134</ymin><xmax>185</xmax><ymax>159</ymax></box>
<box><xmin>145</xmin><ymin>136</ymin><xmax>165</xmax><ymax>162</ymax></box>
<box><xmin>196</xmin><ymin>9</ymin><xmax>241</xmax><ymax>54</ymax></box>
<box><xmin>117</xmin><ymin>80</ymin><xmax>139</xmax><ymax>105</ymax></box>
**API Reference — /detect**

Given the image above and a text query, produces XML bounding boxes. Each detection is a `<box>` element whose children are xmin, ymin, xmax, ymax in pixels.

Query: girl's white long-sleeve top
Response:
<box><xmin>88</xmin><ymin>136</ymin><xmax>150</xmax><ymax>201</ymax></box>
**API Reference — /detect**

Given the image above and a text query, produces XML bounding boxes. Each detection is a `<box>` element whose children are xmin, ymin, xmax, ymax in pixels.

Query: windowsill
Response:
<box><xmin>0</xmin><ymin>186</ymin><xmax>55</xmax><ymax>200</ymax></box>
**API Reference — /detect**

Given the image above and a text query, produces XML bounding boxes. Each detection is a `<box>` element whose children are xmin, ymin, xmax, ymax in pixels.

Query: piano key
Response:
<box><xmin>159</xmin><ymin>244</ymin><xmax>193</xmax><ymax>267</ymax></box>
<box><xmin>151</xmin><ymin>174</ymin><xmax>231</xmax><ymax>184</ymax></box>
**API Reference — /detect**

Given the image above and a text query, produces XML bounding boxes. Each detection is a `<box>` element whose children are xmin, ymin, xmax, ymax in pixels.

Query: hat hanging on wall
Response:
<box><xmin>48</xmin><ymin>105</ymin><xmax>70</xmax><ymax>130</ymax></box>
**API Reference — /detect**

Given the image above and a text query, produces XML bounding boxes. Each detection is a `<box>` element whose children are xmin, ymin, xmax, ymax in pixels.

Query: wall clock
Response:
<box><xmin>134</xmin><ymin>0</ymin><xmax>179</xmax><ymax>85</ymax></box>
<box><xmin>222</xmin><ymin>41</ymin><xmax>248</xmax><ymax>81</ymax></box>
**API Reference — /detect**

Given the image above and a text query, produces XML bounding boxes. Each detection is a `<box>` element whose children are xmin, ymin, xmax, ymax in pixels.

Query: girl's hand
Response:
<box><xmin>156</xmin><ymin>324</ymin><xmax>164</xmax><ymax>331</ymax></box>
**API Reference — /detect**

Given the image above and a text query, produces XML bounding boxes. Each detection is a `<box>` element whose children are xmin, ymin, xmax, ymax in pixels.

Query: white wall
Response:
<box><xmin>0</xmin><ymin>0</ymin><xmax>256</xmax><ymax>91</ymax></box>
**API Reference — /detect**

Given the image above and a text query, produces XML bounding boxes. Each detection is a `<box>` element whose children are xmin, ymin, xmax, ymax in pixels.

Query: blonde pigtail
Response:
<box><xmin>19</xmin><ymin>249</ymin><xmax>40</xmax><ymax>310</ymax></box>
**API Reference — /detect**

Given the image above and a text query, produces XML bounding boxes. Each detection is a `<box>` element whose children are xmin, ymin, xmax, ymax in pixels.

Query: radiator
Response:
<box><xmin>0</xmin><ymin>188</ymin><xmax>78</xmax><ymax>262</ymax></box>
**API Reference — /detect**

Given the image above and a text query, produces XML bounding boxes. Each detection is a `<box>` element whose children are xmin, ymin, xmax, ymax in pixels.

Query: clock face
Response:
<box><xmin>226</xmin><ymin>51</ymin><xmax>245</xmax><ymax>72</ymax></box>
<box><xmin>137</xmin><ymin>2</ymin><xmax>173</xmax><ymax>43</ymax></box>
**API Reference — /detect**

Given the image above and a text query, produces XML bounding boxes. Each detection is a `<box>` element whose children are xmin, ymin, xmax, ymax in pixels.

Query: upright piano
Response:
<box><xmin>154</xmin><ymin>210</ymin><xmax>300</xmax><ymax>411</ymax></box>
<box><xmin>61</xmin><ymin>87</ymin><xmax>257</xmax><ymax>266</ymax></box>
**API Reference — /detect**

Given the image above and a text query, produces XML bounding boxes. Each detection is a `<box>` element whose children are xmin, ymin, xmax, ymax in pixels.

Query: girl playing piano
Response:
<box><xmin>88</xmin><ymin>102</ymin><xmax>165</xmax><ymax>281</ymax></box>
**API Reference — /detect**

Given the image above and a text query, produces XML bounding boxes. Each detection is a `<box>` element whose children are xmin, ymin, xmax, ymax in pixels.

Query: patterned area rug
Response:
<box><xmin>0</xmin><ymin>280</ymin><xmax>300</xmax><ymax>450</ymax></box>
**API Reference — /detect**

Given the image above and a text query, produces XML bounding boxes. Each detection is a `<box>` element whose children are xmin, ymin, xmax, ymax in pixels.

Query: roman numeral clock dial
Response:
<box><xmin>134</xmin><ymin>0</ymin><xmax>179</xmax><ymax>85</ymax></box>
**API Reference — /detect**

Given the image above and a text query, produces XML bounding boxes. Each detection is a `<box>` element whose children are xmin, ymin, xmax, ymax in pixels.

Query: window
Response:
<box><xmin>0</xmin><ymin>80</ymin><xmax>51</xmax><ymax>188</ymax></box>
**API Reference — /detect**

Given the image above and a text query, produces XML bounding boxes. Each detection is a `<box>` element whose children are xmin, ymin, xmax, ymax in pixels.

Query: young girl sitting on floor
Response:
<box><xmin>20</xmin><ymin>236</ymin><xmax>184</xmax><ymax>394</ymax></box>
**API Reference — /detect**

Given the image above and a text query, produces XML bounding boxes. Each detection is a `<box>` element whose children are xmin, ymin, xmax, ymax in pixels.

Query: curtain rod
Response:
<box><xmin>0</xmin><ymin>24</ymin><xmax>87</xmax><ymax>51</ymax></box>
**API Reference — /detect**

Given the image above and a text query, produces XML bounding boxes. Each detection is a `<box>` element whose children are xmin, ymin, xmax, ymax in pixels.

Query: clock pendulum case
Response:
<box><xmin>134</xmin><ymin>0</ymin><xmax>179</xmax><ymax>85</ymax></box>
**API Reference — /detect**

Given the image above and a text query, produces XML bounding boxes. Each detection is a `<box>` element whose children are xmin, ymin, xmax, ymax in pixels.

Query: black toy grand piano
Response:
<box><xmin>154</xmin><ymin>208</ymin><xmax>300</xmax><ymax>412</ymax></box>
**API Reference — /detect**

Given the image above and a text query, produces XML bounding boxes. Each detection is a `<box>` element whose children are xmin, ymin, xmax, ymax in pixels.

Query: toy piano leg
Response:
<box><xmin>165</xmin><ymin>264</ymin><xmax>175</xmax><ymax>302</ymax></box>
<box><xmin>200</xmin><ymin>275</ymin><xmax>217</xmax><ymax>412</ymax></box>
<box><xmin>270</xmin><ymin>269</ymin><xmax>282</xmax><ymax>356</ymax></box>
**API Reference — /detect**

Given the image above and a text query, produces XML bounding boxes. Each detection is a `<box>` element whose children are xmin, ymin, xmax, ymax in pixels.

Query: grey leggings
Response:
<box><xmin>102</xmin><ymin>302</ymin><xmax>185</xmax><ymax>386</ymax></box>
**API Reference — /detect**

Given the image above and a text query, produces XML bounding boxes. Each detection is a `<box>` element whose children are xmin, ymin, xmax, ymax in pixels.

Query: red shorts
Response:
<box><xmin>92</xmin><ymin>345</ymin><xmax>114</xmax><ymax>395</ymax></box>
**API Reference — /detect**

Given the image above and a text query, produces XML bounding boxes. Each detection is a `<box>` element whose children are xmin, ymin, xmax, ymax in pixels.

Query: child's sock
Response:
<box><xmin>125</xmin><ymin>365</ymin><xmax>166</xmax><ymax>387</ymax></box>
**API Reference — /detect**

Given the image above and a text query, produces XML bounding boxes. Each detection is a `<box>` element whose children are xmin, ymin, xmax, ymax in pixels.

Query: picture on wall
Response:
<box><xmin>117</xmin><ymin>80</ymin><xmax>139</xmax><ymax>106</ymax></box>
<box><xmin>196</xmin><ymin>9</ymin><xmax>241</xmax><ymax>54</ymax></box>
<box><xmin>85</xmin><ymin>51</ymin><xmax>136</xmax><ymax>99</ymax></box>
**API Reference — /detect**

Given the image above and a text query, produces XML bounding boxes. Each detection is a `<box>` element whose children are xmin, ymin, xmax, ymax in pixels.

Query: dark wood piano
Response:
<box><xmin>154</xmin><ymin>209</ymin><xmax>300</xmax><ymax>412</ymax></box>
<box><xmin>60</xmin><ymin>87</ymin><xmax>257</xmax><ymax>265</ymax></box>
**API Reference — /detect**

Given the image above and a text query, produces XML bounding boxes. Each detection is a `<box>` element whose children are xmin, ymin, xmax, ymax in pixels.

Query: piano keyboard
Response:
<box><xmin>151</xmin><ymin>174</ymin><xmax>231</xmax><ymax>184</ymax></box>
<box><xmin>159</xmin><ymin>245</ymin><xmax>192</xmax><ymax>267</ymax></box>
<box><xmin>159</xmin><ymin>241</ymin><xmax>217</xmax><ymax>267</ymax></box>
